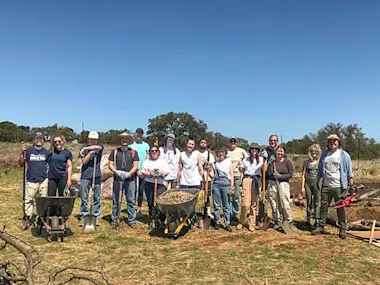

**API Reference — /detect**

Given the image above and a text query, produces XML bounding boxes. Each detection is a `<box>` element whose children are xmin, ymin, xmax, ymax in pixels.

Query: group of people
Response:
<box><xmin>20</xmin><ymin>129</ymin><xmax>353</xmax><ymax>239</ymax></box>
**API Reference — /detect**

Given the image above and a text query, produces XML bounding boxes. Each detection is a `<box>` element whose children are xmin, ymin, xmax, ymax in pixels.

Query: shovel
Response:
<box><xmin>274</xmin><ymin>162</ymin><xmax>295</xmax><ymax>235</ymax></box>
<box><xmin>83</xmin><ymin>156</ymin><xmax>97</xmax><ymax>233</ymax></box>
<box><xmin>259</xmin><ymin>164</ymin><xmax>270</xmax><ymax>231</ymax></box>
<box><xmin>116</xmin><ymin>181</ymin><xmax>124</xmax><ymax>229</ymax></box>
<box><xmin>202</xmin><ymin>168</ymin><xmax>211</xmax><ymax>229</ymax></box>
<box><xmin>149</xmin><ymin>177</ymin><xmax>159</xmax><ymax>233</ymax></box>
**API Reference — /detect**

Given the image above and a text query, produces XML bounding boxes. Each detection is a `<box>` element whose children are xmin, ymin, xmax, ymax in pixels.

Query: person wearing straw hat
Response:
<box><xmin>78</xmin><ymin>131</ymin><xmax>104</xmax><ymax>227</ymax></box>
<box><xmin>312</xmin><ymin>134</ymin><xmax>353</xmax><ymax>239</ymax></box>
<box><xmin>19</xmin><ymin>132</ymin><xmax>50</xmax><ymax>230</ymax></box>
<box><xmin>108</xmin><ymin>132</ymin><xmax>140</xmax><ymax>229</ymax></box>
<box><xmin>159</xmin><ymin>133</ymin><xmax>181</xmax><ymax>189</ymax></box>
<box><xmin>237</xmin><ymin>143</ymin><xmax>264</xmax><ymax>232</ymax></box>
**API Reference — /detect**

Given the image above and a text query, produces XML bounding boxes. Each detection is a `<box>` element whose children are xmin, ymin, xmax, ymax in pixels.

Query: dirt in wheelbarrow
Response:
<box><xmin>157</xmin><ymin>190</ymin><xmax>194</xmax><ymax>204</ymax></box>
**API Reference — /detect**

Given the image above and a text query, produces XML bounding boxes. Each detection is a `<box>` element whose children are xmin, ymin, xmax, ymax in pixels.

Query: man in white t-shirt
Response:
<box><xmin>227</xmin><ymin>136</ymin><xmax>248</xmax><ymax>220</ymax></box>
<box><xmin>199</xmin><ymin>138</ymin><xmax>215</xmax><ymax>219</ymax></box>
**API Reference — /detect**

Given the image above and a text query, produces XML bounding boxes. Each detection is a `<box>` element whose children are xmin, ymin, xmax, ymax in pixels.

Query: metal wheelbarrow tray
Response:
<box><xmin>35</xmin><ymin>197</ymin><xmax>76</xmax><ymax>242</ymax></box>
<box><xmin>156</xmin><ymin>188</ymin><xmax>200</xmax><ymax>238</ymax></box>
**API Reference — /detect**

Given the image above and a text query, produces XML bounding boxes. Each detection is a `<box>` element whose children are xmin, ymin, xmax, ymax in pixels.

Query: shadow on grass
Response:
<box><xmin>31</xmin><ymin>226</ymin><xmax>74</xmax><ymax>242</ymax></box>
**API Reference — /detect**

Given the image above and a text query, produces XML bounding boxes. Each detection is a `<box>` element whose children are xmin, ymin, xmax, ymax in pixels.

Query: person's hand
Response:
<box><xmin>229</xmin><ymin>185</ymin><xmax>235</xmax><ymax>198</ymax></box>
<box><xmin>21</xmin><ymin>144</ymin><xmax>27</xmax><ymax>153</ymax></box>
<box><xmin>301</xmin><ymin>186</ymin><xmax>306</xmax><ymax>196</ymax></box>
<box><xmin>273</xmin><ymin>171</ymin><xmax>282</xmax><ymax>180</ymax></box>
<box><xmin>268</xmin><ymin>155</ymin><xmax>276</xmax><ymax>164</ymax></box>
<box><xmin>151</xmin><ymin>168</ymin><xmax>162</xmax><ymax>177</ymax></box>
<box><xmin>137</xmin><ymin>170</ymin><xmax>144</xmax><ymax>178</ymax></box>
<box><xmin>115</xmin><ymin>170</ymin><xmax>126</xmax><ymax>180</ymax></box>
<box><xmin>205</xmin><ymin>163</ymin><xmax>212</xmax><ymax>170</ymax></box>
<box><xmin>124</xmin><ymin>171</ymin><xmax>131</xmax><ymax>179</ymax></box>
<box><xmin>260</xmin><ymin>148</ymin><xmax>268</xmax><ymax>159</ymax></box>
<box><xmin>240</xmin><ymin>186</ymin><xmax>244</xmax><ymax>197</ymax></box>
<box><xmin>66</xmin><ymin>179</ymin><xmax>72</xmax><ymax>189</ymax></box>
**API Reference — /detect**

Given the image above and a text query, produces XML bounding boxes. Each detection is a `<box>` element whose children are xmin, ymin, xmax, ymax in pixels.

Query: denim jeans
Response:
<box><xmin>80</xmin><ymin>178</ymin><xmax>101</xmax><ymax>218</ymax></box>
<box><xmin>230</xmin><ymin>176</ymin><xmax>241</xmax><ymax>218</ymax></box>
<box><xmin>112</xmin><ymin>179</ymin><xmax>136</xmax><ymax>224</ymax></box>
<box><xmin>213</xmin><ymin>183</ymin><xmax>231</xmax><ymax>225</ymax></box>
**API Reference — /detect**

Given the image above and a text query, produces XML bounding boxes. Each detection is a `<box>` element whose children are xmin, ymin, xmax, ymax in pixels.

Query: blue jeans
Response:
<box><xmin>112</xmin><ymin>179</ymin><xmax>136</xmax><ymax>224</ymax></box>
<box><xmin>80</xmin><ymin>178</ymin><xmax>101</xmax><ymax>218</ymax></box>
<box><xmin>213</xmin><ymin>183</ymin><xmax>231</xmax><ymax>225</ymax></box>
<box><xmin>231</xmin><ymin>176</ymin><xmax>241</xmax><ymax>218</ymax></box>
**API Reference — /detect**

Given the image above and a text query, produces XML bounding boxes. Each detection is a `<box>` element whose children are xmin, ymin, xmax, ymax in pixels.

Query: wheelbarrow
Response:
<box><xmin>35</xmin><ymin>196</ymin><xmax>75</xmax><ymax>242</ymax></box>
<box><xmin>156</xmin><ymin>188</ymin><xmax>200</xmax><ymax>238</ymax></box>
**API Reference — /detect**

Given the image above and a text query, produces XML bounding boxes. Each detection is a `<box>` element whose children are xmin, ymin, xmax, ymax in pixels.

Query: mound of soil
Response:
<box><xmin>157</xmin><ymin>191</ymin><xmax>194</xmax><ymax>205</ymax></box>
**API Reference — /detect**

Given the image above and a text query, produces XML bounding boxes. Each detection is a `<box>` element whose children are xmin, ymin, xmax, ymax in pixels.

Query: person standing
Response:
<box><xmin>301</xmin><ymin>144</ymin><xmax>322</xmax><ymax>228</ymax></box>
<box><xmin>19</xmin><ymin>133</ymin><xmax>50</xmax><ymax>230</ymax></box>
<box><xmin>78</xmin><ymin>131</ymin><xmax>104</xmax><ymax>226</ymax></box>
<box><xmin>226</xmin><ymin>136</ymin><xmax>248</xmax><ymax>221</ymax></box>
<box><xmin>129</xmin><ymin>128</ymin><xmax>150</xmax><ymax>216</ymax></box>
<box><xmin>141</xmin><ymin>146</ymin><xmax>170</xmax><ymax>216</ymax></box>
<box><xmin>47</xmin><ymin>134</ymin><xmax>73</xmax><ymax>197</ymax></box>
<box><xmin>266</xmin><ymin>145</ymin><xmax>294</xmax><ymax>229</ymax></box>
<box><xmin>213</xmin><ymin>147</ymin><xmax>234</xmax><ymax>232</ymax></box>
<box><xmin>159</xmin><ymin>134</ymin><xmax>181</xmax><ymax>189</ymax></box>
<box><xmin>237</xmin><ymin>143</ymin><xmax>264</xmax><ymax>232</ymax></box>
<box><xmin>199</xmin><ymin>138</ymin><xmax>215</xmax><ymax>219</ymax></box>
<box><xmin>177</xmin><ymin>137</ymin><xmax>204</xmax><ymax>189</ymax></box>
<box><xmin>312</xmin><ymin>135</ymin><xmax>353</xmax><ymax>239</ymax></box>
<box><xmin>108</xmin><ymin>132</ymin><xmax>139</xmax><ymax>229</ymax></box>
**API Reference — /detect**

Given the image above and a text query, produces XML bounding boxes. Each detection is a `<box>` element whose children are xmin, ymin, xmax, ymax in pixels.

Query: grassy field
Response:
<box><xmin>1</xmin><ymin>169</ymin><xmax>380</xmax><ymax>285</ymax></box>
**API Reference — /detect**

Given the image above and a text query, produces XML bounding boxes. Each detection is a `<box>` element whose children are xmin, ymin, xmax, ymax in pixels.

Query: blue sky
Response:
<box><xmin>1</xmin><ymin>1</ymin><xmax>379</xmax><ymax>145</ymax></box>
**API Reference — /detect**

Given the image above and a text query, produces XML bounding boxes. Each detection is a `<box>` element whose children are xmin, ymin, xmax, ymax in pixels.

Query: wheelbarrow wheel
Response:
<box><xmin>168</xmin><ymin>218</ymin><xmax>180</xmax><ymax>234</ymax></box>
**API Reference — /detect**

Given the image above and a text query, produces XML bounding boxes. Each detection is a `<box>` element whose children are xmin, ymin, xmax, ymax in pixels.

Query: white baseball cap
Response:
<box><xmin>88</xmin><ymin>131</ymin><xmax>99</xmax><ymax>140</ymax></box>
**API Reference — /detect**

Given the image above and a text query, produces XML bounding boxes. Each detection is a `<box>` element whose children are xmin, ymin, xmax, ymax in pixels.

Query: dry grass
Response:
<box><xmin>0</xmin><ymin>170</ymin><xmax>380</xmax><ymax>284</ymax></box>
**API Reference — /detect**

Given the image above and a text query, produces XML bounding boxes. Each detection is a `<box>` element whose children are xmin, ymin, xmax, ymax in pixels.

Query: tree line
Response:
<box><xmin>1</xmin><ymin>113</ymin><xmax>378</xmax><ymax>159</ymax></box>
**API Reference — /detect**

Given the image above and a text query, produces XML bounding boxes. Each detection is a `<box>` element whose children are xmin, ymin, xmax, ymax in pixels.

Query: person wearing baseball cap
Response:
<box><xmin>129</xmin><ymin>128</ymin><xmax>150</xmax><ymax>216</ymax></box>
<box><xmin>19</xmin><ymin>132</ymin><xmax>50</xmax><ymax>230</ymax></box>
<box><xmin>312</xmin><ymin>134</ymin><xmax>354</xmax><ymax>239</ymax></box>
<box><xmin>78</xmin><ymin>131</ymin><xmax>104</xmax><ymax>226</ymax></box>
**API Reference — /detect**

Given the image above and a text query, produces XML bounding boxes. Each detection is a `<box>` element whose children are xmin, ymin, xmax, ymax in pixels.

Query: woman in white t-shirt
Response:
<box><xmin>159</xmin><ymin>134</ymin><xmax>181</xmax><ymax>189</ymax></box>
<box><xmin>237</xmin><ymin>143</ymin><xmax>264</xmax><ymax>232</ymax></box>
<box><xmin>141</xmin><ymin>146</ymin><xmax>170</xmax><ymax>216</ymax></box>
<box><xmin>213</xmin><ymin>147</ymin><xmax>234</xmax><ymax>232</ymax></box>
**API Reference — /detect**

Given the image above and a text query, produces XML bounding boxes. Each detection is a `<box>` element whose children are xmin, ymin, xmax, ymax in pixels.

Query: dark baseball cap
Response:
<box><xmin>135</xmin><ymin>128</ymin><xmax>144</xmax><ymax>134</ymax></box>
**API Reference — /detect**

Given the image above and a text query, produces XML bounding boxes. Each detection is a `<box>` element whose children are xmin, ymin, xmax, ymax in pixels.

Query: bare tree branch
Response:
<box><xmin>48</xmin><ymin>266</ymin><xmax>110</xmax><ymax>285</ymax></box>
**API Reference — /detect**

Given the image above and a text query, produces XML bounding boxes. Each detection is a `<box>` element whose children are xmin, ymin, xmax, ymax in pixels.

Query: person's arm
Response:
<box><xmin>229</xmin><ymin>162</ymin><xmax>234</xmax><ymax>188</ymax></box>
<box><xmin>197</xmin><ymin>152</ymin><xmax>204</xmax><ymax>178</ymax></box>
<box><xmin>301</xmin><ymin>160</ymin><xmax>307</xmax><ymax>194</ymax></box>
<box><xmin>108</xmin><ymin>151</ymin><xmax>117</xmax><ymax>173</ymax></box>
<box><xmin>346</xmin><ymin>153</ymin><xmax>354</xmax><ymax>186</ymax></box>
<box><xmin>141</xmin><ymin>160</ymin><xmax>151</xmax><ymax>177</ymax></box>
<box><xmin>19</xmin><ymin>145</ymin><xmax>27</xmax><ymax>166</ymax></box>
<box><xmin>66</xmin><ymin>159</ymin><xmax>72</xmax><ymax>188</ymax></box>
<box><xmin>129</xmin><ymin>160</ymin><xmax>138</xmax><ymax>175</ymax></box>
<box><xmin>177</xmin><ymin>155</ymin><xmax>183</xmax><ymax>183</ymax></box>
<box><xmin>279</xmin><ymin>159</ymin><xmax>294</xmax><ymax>180</ymax></box>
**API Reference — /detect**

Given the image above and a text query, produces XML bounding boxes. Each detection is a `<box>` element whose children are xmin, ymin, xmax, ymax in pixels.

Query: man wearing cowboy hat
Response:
<box><xmin>312</xmin><ymin>134</ymin><xmax>353</xmax><ymax>239</ymax></box>
<box><xmin>108</xmin><ymin>132</ymin><xmax>140</xmax><ymax>229</ymax></box>
<box><xmin>78</xmin><ymin>131</ymin><xmax>104</xmax><ymax>226</ymax></box>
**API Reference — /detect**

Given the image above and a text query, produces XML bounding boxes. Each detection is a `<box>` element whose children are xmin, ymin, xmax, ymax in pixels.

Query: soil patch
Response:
<box><xmin>157</xmin><ymin>190</ymin><xmax>194</xmax><ymax>204</ymax></box>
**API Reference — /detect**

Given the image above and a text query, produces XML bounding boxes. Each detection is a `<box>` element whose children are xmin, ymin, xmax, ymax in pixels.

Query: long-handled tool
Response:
<box><xmin>274</xmin><ymin>162</ymin><xmax>295</xmax><ymax>235</ymax></box>
<box><xmin>83</xmin><ymin>156</ymin><xmax>97</xmax><ymax>233</ymax></box>
<box><xmin>259</xmin><ymin>163</ymin><xmax>270</xmax><ymax>231</ymax></box>
<box><xmin>202</xmin><ymin>167</ymin><xmax>211</xmax><ymax>228</ymax></box>
<box><xmin>116</xmin><ymin>181</ymin><xmax>124</xmax><ymax>229</ymax></box>
<box><xmin>22</xmin><ymin>145</ymin><xmax>27</xmax><ymax>220</ymax></box>
<box><xmin>334</xmin><ymin>185</ymin><xmax>379</xmax><ymax>209</ymax></box>
<box><xmin>149</xmin><ymin>177</ymin><xmax>159</xmax><ymax>233</ymax></box>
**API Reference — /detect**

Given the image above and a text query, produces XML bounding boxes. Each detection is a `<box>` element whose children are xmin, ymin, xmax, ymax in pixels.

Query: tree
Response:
<box><xmin>146</xmin><ymin>112</ymin><xmax>207</xmax><ymax>150</ymax></box>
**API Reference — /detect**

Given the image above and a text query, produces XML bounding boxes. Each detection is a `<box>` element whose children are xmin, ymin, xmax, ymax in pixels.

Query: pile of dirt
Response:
<box><xmin>157</xmin><ymin>191</ymin><xmax>194</xmax><ymax>204</ymax></box>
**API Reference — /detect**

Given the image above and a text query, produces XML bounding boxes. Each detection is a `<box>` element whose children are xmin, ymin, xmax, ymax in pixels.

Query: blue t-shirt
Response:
<box><xmin>48</xmin><ymin>149</ymin><xmax>73</xmax><ymax>179</ymax></box>
<box><xmin>129</xmin><ymin>141</ymin><xmax>149</xmax><ymax>170</ymax></box>
<box><xmin>78</xmin><ymin>144</ymin><xmax>104</xmax><ymax>180</ymax></box>
<box><xmin>25</xmin><ymin>147</ymin><xmax>50</xmax><ymax>182</ymax></box>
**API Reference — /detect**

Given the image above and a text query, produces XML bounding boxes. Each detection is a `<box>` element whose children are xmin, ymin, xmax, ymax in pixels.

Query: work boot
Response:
<box><xmin>225</xmin><ymin>225</ymin><xmax>233</xmax><ymax>232</ymax></box>
<box><xmin>248</xmin><ymin>225</ymin><xmax>256</xmax><ymax>232</ymax></box>
<box><xmin>128</xmin><ymin>222</ymin><xmax>137</xmax><ymax>229</ymax></box>
<box><xmin>206</xmin><ymin>206</ymin><xmax>214</xmax><ymax>219</ymax></box>
<box><xmin>313</xmin><ymin>219</ymin><xmax>320</xmax><ymax>228</ymax></box>
<box><xmin>339</xmin><ymin>228</ymin><xmax>347</xmax><ymax>239</ymax></box>
<box><xmin>236</xmin><ymin>223</ymin><xmax>243</xmax><ymax>230</ymax></box>
<box><xmin>214</xmin><ymin>223</ymin><xmax>221</xmax><ymax>230</ymax></box>
<box><xmin>311</xmin><ymin>226</ymin><xmax>329</xmax><ymax>235</ymax></box>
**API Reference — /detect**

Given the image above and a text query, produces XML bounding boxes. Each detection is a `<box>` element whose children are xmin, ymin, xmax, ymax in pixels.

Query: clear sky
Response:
<box><xmin>1</xmin><ymin>1</ymin><xmax>379</xmax><ymax>145</ymax></box>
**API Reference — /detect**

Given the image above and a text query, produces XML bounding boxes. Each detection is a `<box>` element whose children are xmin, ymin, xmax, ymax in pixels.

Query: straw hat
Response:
<box><xmin>118</xmin><ymin>132</ymin><xmax>134</xmax><ymax>145</ymax></box>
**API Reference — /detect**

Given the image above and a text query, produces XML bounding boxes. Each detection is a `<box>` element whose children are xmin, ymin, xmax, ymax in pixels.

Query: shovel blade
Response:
<box><xmin>83</xmin><ymin>216</ymin><xmax>97</xmax><ymax>233</ymax></box>
<box><xmin>281</xmin><ymin>221</ymin><xmax>295</xmax><ymax>235</ymax></box>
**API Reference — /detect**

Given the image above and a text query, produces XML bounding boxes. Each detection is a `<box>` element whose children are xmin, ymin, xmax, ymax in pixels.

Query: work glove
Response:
<box><xmin>151</xmin><ymin>168</ymin><xmax>162</xmax><ymax>177</ymax></box>
<box><xmin>260</xmin><ymin>148</ymin><xmax>268</xmax><ymax>159</ymax></box>
<box><xmin>137</xmin><ymin>170</ymin><xmax>144</xmax><ymax>178</ymax></box>
<box><xmin>268</xmin><ymin>155</ymin><xmax>276</xmax><ymax>165</ymax></box>
<box><xmin>273</xmin><ymin>171</ymin><xmax>282</xmax><ymax>180</ymax></box>
<box><xmin>115</xmin><ymin>170</ymin><xmax>130</xmax><ymax>180</ymax></box>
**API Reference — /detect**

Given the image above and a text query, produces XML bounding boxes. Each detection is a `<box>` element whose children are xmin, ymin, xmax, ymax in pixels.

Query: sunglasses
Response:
<box><xmin>54</xmin><ymin>140</ymin><xmax>62</xmax><ymax>144</ymax></box>
<box><xmin>230</xmin><ymin>141</ymin><xmax>237</xmax><ymax>144</ymax></box>
<box><xmin>270</xmin><ymin>140</ymin><xmax>277</xmax><ymax>142</ymax></box>
<box><xmin>151</xmin><ymin>150</ymin><xmax>158</xmax><ymax>153</ymax></box>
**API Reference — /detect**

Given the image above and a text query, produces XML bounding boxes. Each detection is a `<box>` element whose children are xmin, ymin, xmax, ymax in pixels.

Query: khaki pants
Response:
<box><xmin>239</xmin><ymin>177</ymin><xmax>258</xmax><ymax>226</ymax></box>
<box><xmin>25</xmin><ymin>179</ymin><xmax>48</xmax><ymax>217</ymax></box>
<box><xmin>268</xmin><ymin>180</ymin><xmax>292</xmax><ymax>223</ymax></box>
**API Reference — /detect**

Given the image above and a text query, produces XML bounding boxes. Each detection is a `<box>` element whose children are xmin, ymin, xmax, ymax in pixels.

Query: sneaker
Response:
<box><xmin>225</xmin><ymin>225</ymin><xmax>233</xmax><ymax>232</ymax></box>
<box><xmin>96</xmin><ymin>217</ymin><xmax>101</xmax><ymax>227</ymax></box>
<box><xmin>236</xmin><ymin>223</ymin><xmax>243</xmax><ymax>230</ymax></box>
<box><xmin>128</xmin><ymin>222</ymin><xmax>137</xmax><ymax>229</ymax></box>
<box><xmin>339</xmin><ymin>228</ymin><xmax>347</xmax><ymax>239</ymax></box>
<box><xmin>248</xmin><ymin>225</ymin><xmax>256</xmax><ymax>232</ymax></box>
<box><xmin>214</xmin><ymin>223</ymin><xmax>221</xmax><ymax>230</ymax></box>
<box><xmin>206</xmin><ymin>206</ymin><xmax>214</xmax><ymax>219</ymax></box>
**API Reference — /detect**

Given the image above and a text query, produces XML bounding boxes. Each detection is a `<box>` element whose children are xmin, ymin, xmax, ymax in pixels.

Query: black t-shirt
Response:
<box><xmin>78</xmin><ymin>144</ymin><xmax>104</xmax><ymax>180</ymax></box>
<box><xmin>108</xmin><ymin>147</ymin><xmax>139</xmax><ymax>181</ymax></box>
<box><xmin>25</xmin><ymin>147</ymin><xmax>50</xmax><ymax>182</ymax></box>
<box><xmin>47</xmin><ymin>149</ymin><xmax>73</xmax><ymax>179</ymax></box>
